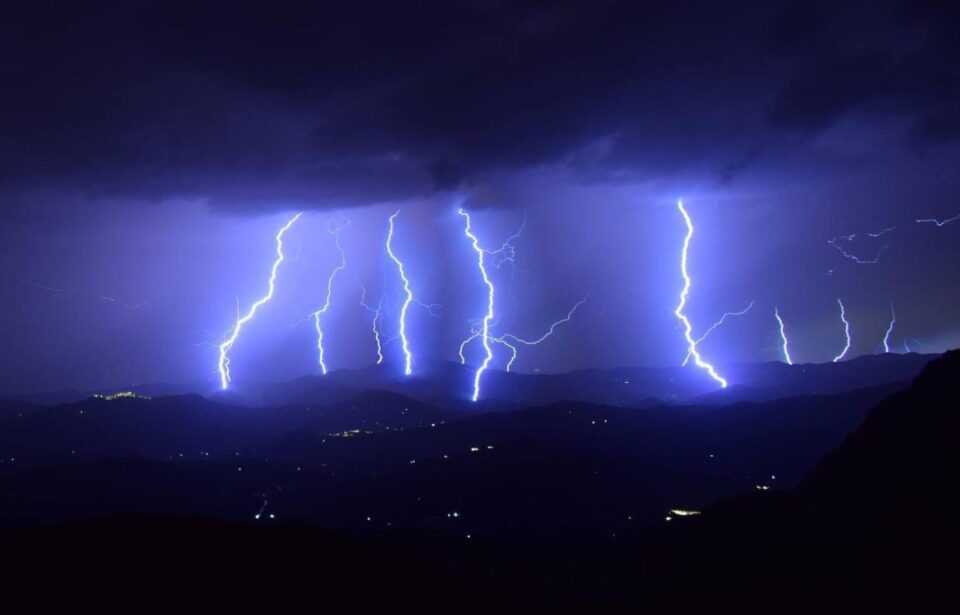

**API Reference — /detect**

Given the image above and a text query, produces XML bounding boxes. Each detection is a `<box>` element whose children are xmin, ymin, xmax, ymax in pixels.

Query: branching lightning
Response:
<box><xmin>867</xmin><ymin>226</ymin><xmax>896</xmax><ymax>238</ymax></box>
<box><xmin>312</xmin><ymin>215</ymin><xmax>350</xmax><ymax>375</ymax></box>
<box><xmin>386</xmin><ymin>210</ymin><xmax>415</xmax><ymax>376</ymax></box>
<box><xmin>681</xmin><ymin>300</ymin><xmax>755</xmax><ymax>366</ymax></box>
<box><xmin>827</xmin><ymin>237</ymin><xmax>889</xmax><ymax>264</ymax></box>
<box><xmin>217</xmin><ymin>213</ymin><xmax>303</xmax><ymax>390</ymax></box>
<box><xmin>485</xmin><ymin>211</ymin><xmax>527</xmax><ymax>271</ymax></box>
<box><xmin>20</xmin><ymin>280</ymin><xmax>149</xmax><ymax>310</ymax></box>
<box><xmin>500</xmin><ymin>298</ymin><xmax>587</xmax><ymax>348</ymax></box>
<box><xmin>358</xmin><ymin>280</ymin><xmax>384</xmax><ymax>365</ymax></box>
<box><xmin>460</xmin><ymin>297</ymin><xmax>588</xmax><ymax>373</ymax></box>
<box><xmin>674</xmin><ymin>200</ymin><xmax>728</xmax><ymax>388</ymax></box>
<box><xmin>883</xmin><ymin>303</ymin><xmax>896</xmax><ymax>354</ymax></box>
<box><xmin>459</xmin><ymin>208</ymin><xmax>495</xmax><ymax>402</ymax></box>
<box><xmin>832</xmin><ymin>298</ymin><xmax>851</xmax><ymax>363</ymax></box>
<box><xmin>414</xmin><ymin>299</ymin><xmax>444</xmax><ymax>318</ymax></box>
<box><xmin>774</xmin><ymin>307</ymin><xmax>793</xmax><ymax>365</ymax></box>
<box><xmin>916</xmin><ymin>212</ymin><xmax>960</xmax><ymax>227</ymax></box>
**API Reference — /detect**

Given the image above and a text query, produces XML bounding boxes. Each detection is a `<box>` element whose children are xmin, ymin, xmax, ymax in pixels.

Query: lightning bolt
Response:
<box><xmin>485</xmin><ymin>211</ymin><xmax>527</xmax><ymax>271</ymax></box>
<box><xmin>827</xmin><ymin>237</ymin><xmax>889</xmax><ymax>264</ymax></box>
<box><xmin>774</xmin><ymin>307</ymin><xmax>793</xmax><ymax>365</ymax></box>
<box><xmin>832</xmin><ymin>298</ymin><xmax>851</xmax><ymax>363</ymax></box>
<box><xmin>358</xmin><ymin>280</ymin><xmax>385</xmax><ymax>365</ymax></box>
<box><xmin>500</xmin><ymin>297</ymin><xmax>587</xmax><ymax>348</ymax></box>
<box><xmin>675</xmin><ymin>200</ymin><xmax>728</xmax><ymax>389</ymax></box>
<box><xmin>867</xmin><ymin>226</ymin><xmax>896</xmax><ymax>238</ymax></box>
<box><xmin>461</xmin><ymin>297</ymin><xmax>588</xmax><ymax>372</ymax></box>
<box><xmin>916</xmin><ymin>212</ymin><xmax>960</xmax><ymax>227</ymax></box>
<box><xmin>681</xmin><ymin>300</ymin><xmax>755</xmax><ymax>366</ymax></box>
<box><xmin>386</xmin><ymin>210</ymin><xmax>415</xmax><ymax>376</ymax></box>
<box><xmin>20</xmin><ymin>280</ymin><xmax>149</xmax><ymax>310</ymax></box>
<box><xmin>312</xmin><ymin>215</ymin><xmax>350</xmax><ymax>375</ymax></box>
<box><xmin>217</xmin><ymin>213</ymin><xmax>303</xmax><ymax>390</ymax></box>
<box><xmin>883</xmin><ymin>303</ymin><xmax>896</xmax><ymax>354</ymax></box>
<box><xmin>459</xmin><ymin>208</ymin><xmax>495</xmax><ymax>402</ymax></box>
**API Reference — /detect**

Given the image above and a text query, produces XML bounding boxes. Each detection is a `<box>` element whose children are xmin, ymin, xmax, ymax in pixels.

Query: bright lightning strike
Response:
<box><xmin>312</xmin><ymin>215</ymin><xmax>350</xmax><ymax>375</ymax></box>
<box><xmin>386</xmin><ymin>210</ymin><xmax>415</xmax><ymax>376</ymax></box>
<box><xmin>358</xmin><ymin>281</ymin><xmax>384</xmax><ymax>365</ymax></box>
<box><xmin>217</xmin><ymin>213</ymin><xmax>303</xmax><ymax>390</ymax></box>
<box><xmin>883</xmin><ymin>303</ymin><xmax>896</xmax><ymax>354</ymax></box>
<box><xmin>681</xmin><ymin>300</ymin><xmax>755</xmax><ymax>367</ymax></box>
<box><xmin>774</xmin><ymin>307</ymin><xmax>793</xmax><ymax>365</ymax></box>
<box><xmin>832</xmin><ymin>298</ymin><xmax>851</xmax><ymax>363</ymax></box>
<box><xmin>459</xmin><ymin>208</ymin><xmax>495</xmax><ymax>402</ymax></box>
<box><xmin>674</xmin><ymin>200</ymin><xmax>728</xmax><ymax>389</ymax></box>
<box><xmin>916</xmin><ymin>212</ymin><xmax>960</xmax><ymax>227</ymax></box>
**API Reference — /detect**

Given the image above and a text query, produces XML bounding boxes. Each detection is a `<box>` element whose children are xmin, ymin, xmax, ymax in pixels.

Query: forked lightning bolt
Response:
<box><xmin>217</xmin><ymin>213</ymin><xmax>303</xmax><ymax>390</ymax></box>
<box><xmin>882</xmin><ymin>303</ymin><xmax>896</xmax><ymax>354</ymax></box>
<box><xmin>832</xmin><ymin>298</ymin><xmax>851</xmax><ymax>363</ymax></box>
<box><xmin>485</xmin><ymin>211</ymin><xmax>527</xmax><ymax>270</ymax></box>
<box><xmin>358</xmin><ymin>280</ymin><xmax>384</xmax><ymax>365</ymax></box>
<box><xmin>774</xmin><ymin>307</ymin><xmax>793</xmax><ymax>365</ymax></box>
<box><xmin>681</xmin><ymin>300</ymin><xmax>755</xmax><ymax>366</ymax></box>
<box><xmin>674</xmin><ymin>200</ymin><xmax>728</xmax><ymax>388</ymax></box>
<box><xmin>313</xmin><ymin>215</ymin><xmax>350</xmax><ymax>375</ymax></box>
<box><xmin>459</xmin><ymin>208</ymin><xmax>495</xmax><ymax>402</ymax></box>
<box><xmin>460</xmin><ymin>297</ymin><xmax>587</xmax><ymax>373</ymax></box>
<box><xmin>827</xmin><ymin>237</ymin><xmax>889</xmax><ymax>264</ymax></box>
<box><xmin>386</xmin><ymin>210</ymin><xmax>415</xmax><ymax>376</ymax></box>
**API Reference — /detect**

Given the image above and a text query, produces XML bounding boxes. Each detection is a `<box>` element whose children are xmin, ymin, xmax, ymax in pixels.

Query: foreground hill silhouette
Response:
<box><xmin>607</xmin><ymin>349</ymin><xmax>960</xmax><ymax>612</ymax></box>
<box><xmin>1</xmin><ymin>352</ymin><xmax>956</xmax><ymax>611</ymax></box>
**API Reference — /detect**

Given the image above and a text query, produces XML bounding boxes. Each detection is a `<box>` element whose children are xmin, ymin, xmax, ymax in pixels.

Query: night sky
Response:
<box><xmin>2</xmin><ymin>1</ymin><xmax>959</xmax><ymax>393</ymax></box>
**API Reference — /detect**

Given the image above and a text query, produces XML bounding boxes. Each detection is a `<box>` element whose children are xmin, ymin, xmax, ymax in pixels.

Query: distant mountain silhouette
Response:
<box><xmin>2</xmin><ymin>352</ymin><xmax>937</xmax><ymax>408</ymax></box>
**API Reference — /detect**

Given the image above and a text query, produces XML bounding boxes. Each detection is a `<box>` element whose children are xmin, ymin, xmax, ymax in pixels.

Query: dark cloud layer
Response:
<box><xmin>2</xmin><ymin>0</ymin><xmax>957</xmax><ymax>211</ymax></box>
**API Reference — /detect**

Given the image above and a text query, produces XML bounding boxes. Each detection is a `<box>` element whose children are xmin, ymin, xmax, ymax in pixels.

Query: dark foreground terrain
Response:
<box><xmin>2</xmin><ymin>352</ymin><xmax>956</xmax><ymax>611</ymax></box>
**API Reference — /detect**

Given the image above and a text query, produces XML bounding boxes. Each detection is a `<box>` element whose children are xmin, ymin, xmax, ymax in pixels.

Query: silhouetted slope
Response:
<box><xmin>625</xmin><ymin>350</ymin><xmax>960</xmax><ymax>612</ymax></box>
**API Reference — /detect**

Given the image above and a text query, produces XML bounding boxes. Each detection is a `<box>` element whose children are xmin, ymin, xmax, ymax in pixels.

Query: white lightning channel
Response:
<box><xmin>916</xmin><ymin>212</ymin><xmax>960</xmax><ymax>227</ymax></box>
<box><xmin>883</xmin><ymin>304</ymin><xmax>896</xmax><ymax>354</ymax></box>
<box><xmin>674</xmin><ymin>200</ymin><xmax>728</xmax><ymax>388</ymax></box>
<box><xmin>832</xmin><ymin>298</ymin><xmax>851</xmax><ymax>363</ymax></box>
<box><xmin>459</xmin><ymin>208</ymin><xmax>495</xmax><ymax>402</ymax></box>
<box><xmin>358</xmin><ymin>281</ymin><xmax>385</xmax><ymax>366</ymax></box>
<box><xmin>774</xmin><ymin>307</ymin><xmax>793</xmax><ymax>365</ymax></box>
<box><xmin>681</xmin><ymin>300</ymin><xmax>755</xmax><ymax>366</ymax></box>
<box><xmin>217</xmin><ymin>213</ymin><xmax>303</xmax><ymax>390</ymax></box>
<box><xmin>312</xmin><ymin>215</ymin><xmax>349</xmax><ymax>375</ymax></box>
<box><xmin>827</xmin><ymin>238</ymin><xmax>889</xmax><ymax>264</ymax></box>
<box><xmin>386</xmin><ymin>211</ymin><xmax>414</xmax><ymax>376</ymax></box>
